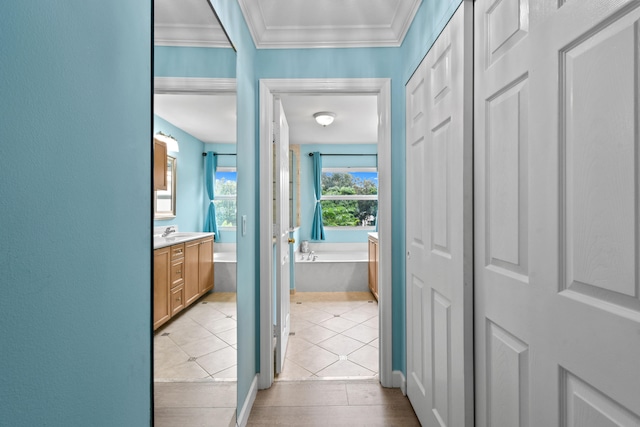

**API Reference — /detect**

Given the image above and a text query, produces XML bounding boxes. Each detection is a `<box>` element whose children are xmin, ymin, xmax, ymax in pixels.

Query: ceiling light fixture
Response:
<box><xmin>155</xmin><ymin>132</ymin><xmax>180</xmax><ymax>152</ymax></box>
<box><xmin>313</xmin><ymin>111</ymin><xmax>336</xmax><ymax>127</ymax></box>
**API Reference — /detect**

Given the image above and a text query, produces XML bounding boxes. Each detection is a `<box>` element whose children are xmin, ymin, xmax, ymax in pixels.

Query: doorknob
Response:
<box><xmin>288</xmin><ymin>238</ymin><xmax>295</xmax><ymax>244</ymax></box>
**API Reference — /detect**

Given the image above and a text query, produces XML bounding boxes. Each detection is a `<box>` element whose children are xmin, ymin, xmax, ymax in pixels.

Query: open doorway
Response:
<box><xmin>258</xmin><ymin>79</ymin><xmax>392</xmax><ymax>390</ymax></box>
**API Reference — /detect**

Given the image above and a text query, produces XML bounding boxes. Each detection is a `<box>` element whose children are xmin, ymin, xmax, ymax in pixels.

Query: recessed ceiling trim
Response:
<box><xmin>154</xmin><ymin>24</ymin><xmax>231</xmax><ymax>48</ymax></box>
<box><xmin>238</xmin><ymin>0</ymin><xmax>422</xmax><ymax>49</ymax></box>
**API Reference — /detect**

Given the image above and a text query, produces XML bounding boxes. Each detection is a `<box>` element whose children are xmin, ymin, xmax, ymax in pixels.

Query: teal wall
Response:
<box><xmin>298</xmin><ymin>144</ymin><xmax>378</xmax><ymax>243</ymax></box>
<box><xmin>154</xmin><ymin>115</ymin><xmax>206</xmax><ymax>232</ymax></box>
<box><xmin>154</xmin><ymin>46</ymin><xmax>236</xmax><ymax>78</ymax></box>
<box><xmin>208</xmin><ymin>0</ymin><xmax>259</xmax><ymax>415</ymax></box>
<box><xmin>203</xmin><ymin>142</ymin><xmax>237</xmax><ymax>243</ymax></box>
<box><xmin>0</xmin><ymin>2</ymin><xmax>151</xmax><ymax>426</ymax></box>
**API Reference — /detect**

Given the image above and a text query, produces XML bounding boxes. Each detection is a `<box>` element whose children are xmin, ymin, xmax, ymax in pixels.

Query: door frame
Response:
<box><xmin>258</xmin><ymin>78</ymin><xmax>392</xmax><ymax>389</ymax></box>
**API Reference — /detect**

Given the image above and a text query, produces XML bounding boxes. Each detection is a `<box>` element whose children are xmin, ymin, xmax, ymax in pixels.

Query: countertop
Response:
<box><xmin>153</xmin><ymin>232</ymin><xmax>215</xmax><ymax>250</ymax></box>
<box><xmin>368</xmin><ymin>232</ymin><xmax>378</xmax><ymax>241</ymax></box>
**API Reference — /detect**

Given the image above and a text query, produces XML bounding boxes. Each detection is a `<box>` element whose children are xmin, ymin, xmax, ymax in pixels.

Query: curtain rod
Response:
<box><xmin>202</xmin><ymin>152</ymin><xmax>236</xmax><ymax>156</ymax></box>
<box><xmin>308</xmin><ymin>153</ymin><xmax>377</xmax><ymax>157</ymax></box>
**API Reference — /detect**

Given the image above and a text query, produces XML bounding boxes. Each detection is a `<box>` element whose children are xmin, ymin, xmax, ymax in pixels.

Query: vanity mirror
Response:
<box><xmin>154</xmin><ymin>155</ymin><xmax>176</xmax><ymax>219</ymax></box>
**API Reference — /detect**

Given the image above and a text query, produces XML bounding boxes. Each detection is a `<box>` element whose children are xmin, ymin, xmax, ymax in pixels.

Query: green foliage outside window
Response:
<box><xmin>214</xmin><ymin>173</ymin><xmax>237</xmax><ymax>227</ymax></box>
<box><xmin>321</xmin><ymin>172</ymin><xmax>377</xmax><ymax>227</ymax></box>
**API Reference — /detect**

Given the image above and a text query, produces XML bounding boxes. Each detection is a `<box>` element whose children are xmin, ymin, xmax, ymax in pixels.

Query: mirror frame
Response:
<box><xmin>154</xmin><ymin>155</ymin><xmax>177</xmax><ymax>220</ymax></box>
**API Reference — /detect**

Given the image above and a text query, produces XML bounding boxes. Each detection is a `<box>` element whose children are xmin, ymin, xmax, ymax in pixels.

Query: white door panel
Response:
<box><xmin>274</xmin><ymin>98</ymin><xmax>290</xmax><ymax>374</ymax></box>
<box><xmin>406</xmin><ymin>2</ymin><xmax>474</xmax><ymax>425</ymax></box>
<box><xmin>475</xmin><ymin>0</ymin><xmax>640</xmax><ymax>425</ymax></box>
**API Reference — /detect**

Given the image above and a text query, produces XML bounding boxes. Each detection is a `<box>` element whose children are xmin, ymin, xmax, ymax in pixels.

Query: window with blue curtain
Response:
<box><xmin>204</xmin><ymin>152</ymin><xmax>219</xmax><ymax>241</ymax></box>
<box><xmin>311</xmin><ymin>152</ymin><xmax>325</xmax><ymax>240</ymax></box>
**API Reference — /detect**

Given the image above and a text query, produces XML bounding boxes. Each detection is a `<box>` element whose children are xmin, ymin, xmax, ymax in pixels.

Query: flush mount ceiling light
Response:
<box><xmin>155</xmin><ymin>132</ymin><xmax>179</xmax><ymax>152</ymax></box>
<box><xmin>313</xmin><ymin>111</ymin><xmax>336</xmax><ymax>127</ymax></box>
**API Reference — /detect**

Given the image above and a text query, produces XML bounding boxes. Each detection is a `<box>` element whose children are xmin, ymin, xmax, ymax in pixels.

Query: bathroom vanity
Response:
<box><xmin>153</xmin><ymin>233</ymin><xmax>214</xmax><ymax>330</ymax></box>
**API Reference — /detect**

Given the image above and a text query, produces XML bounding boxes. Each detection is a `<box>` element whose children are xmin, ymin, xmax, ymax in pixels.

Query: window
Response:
<box><xmin>320</xmin><ymin>168</ymin><xmax>377</xmax><ymax>228</ymax></box>
<box><xmin>214</xmin><ymin>168</ymin><xmax>237</xmax><ymax>228</ymax></box>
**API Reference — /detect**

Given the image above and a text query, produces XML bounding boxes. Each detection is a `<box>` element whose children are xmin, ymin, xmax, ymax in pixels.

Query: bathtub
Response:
<box><xmin>213</xmin><ymin>244</ymin><xmax>236</xmax><ymax>292</ymax></box>
<box><xmin>294</xmin><ymin>243</ymin><xmax>369</xmax><ymax>292</ymax></box>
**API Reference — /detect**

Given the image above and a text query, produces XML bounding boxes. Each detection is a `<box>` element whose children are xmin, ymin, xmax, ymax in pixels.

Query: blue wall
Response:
<box><xmin>0</xmin><ymin>2</ymin><xmax>151</xmax><ymax>426</ymax></box>
<box><xmin>298</xmin><ymin>144</ymin><xmax>378</xmax><ymax>243</ymax></box>
<box><xmin>154</xmin><ymin>46</ymin><xmax>236</xmax><ymax>78</ymax></box>
<box><xmin>203</xmin><ymin>142</ymin><xmax>237</xmax><ymax>243</ymax></box>
<box><xmin>154</xmin><ymin>115</ymin><xmax>206</xmax><ymax>232</ymax></box>
<box><xmin>208</xmin><ymin>0</ymin><xmax>259</xmax><ymax>415</ymax></box>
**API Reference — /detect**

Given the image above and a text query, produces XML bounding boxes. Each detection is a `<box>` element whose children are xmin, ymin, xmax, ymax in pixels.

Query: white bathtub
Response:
<box><xmin>294</xmin><ymin>244</ymin><xmax>369</xmax><ymax>292</ymax></box>
<box><xmin>214</xmin><ymin>244</ymin><xmax>236</xmax><ymax>292</ymax></box>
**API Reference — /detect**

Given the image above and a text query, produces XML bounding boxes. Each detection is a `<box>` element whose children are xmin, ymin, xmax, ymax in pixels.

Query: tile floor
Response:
<box><xmin>154</xmin><ymin>292</ymin><xmax>237</xmax><ymax>381</ymax></box>
<box><xmin>279</xmin><ymin>292</ymin><xmax>379</xmax><ymax>380</ymax></box>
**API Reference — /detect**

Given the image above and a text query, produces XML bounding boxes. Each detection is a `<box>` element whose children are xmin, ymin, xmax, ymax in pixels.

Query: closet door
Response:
<box><xmin>474</xmin><ymin>0</ymin><xmax>640</xmax><ymax>425</ymax></box>
<box><xmin>406</xmin><ymin>2</ymin><xmax>474</xmax><ymax>425</ymax></box>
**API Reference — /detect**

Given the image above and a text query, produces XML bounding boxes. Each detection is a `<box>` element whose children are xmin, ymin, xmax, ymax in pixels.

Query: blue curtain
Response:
<box><xmin>311</xmin><ymin>152</ymin><xmax>325</xmax><ymax>240</ymax></box>
<box><xmin>204</xmin><ymin>152</ymin><xmax>219</xmax><ymax>241</ymax></box>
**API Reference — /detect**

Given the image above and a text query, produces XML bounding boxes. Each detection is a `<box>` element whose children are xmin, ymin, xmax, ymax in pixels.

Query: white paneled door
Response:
<box><xmin>274</xmin><ymin>97</ymin><xmax>291</xmax><ymax>374</ymax></box>
<box><xmin>474</xmin><ymin>0</ymin><xmax>640</xmax><ymax>425</ymax></box>
<box><xmin>405</xmin><ymin>2</ymin><xmax>474</xmax><ymax>425</ymax></box>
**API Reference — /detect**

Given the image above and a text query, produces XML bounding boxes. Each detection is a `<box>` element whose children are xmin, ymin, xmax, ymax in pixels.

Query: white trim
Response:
<box><xmin>154</xmin><ymin>24</ymin><xmax>232</xmax><ymax>48</ymax></box>
<box><xmin>236</xmin><ymin>374</ymin><xmax>258</xmax><ymax>427</ymax></box>
<box><xmin>154</xmin><ymin>77</ymin><xmax>236</xmax><ymax>94</ymax></box>
<box><xmin>237</xmin><ymin>0</ymin><xmax>421</xmax><ymax>49</ymax></box>
<box><xmin>392</xmin><ymin>370</ymin><xmax>407</xmax><ymax>395</ymax></box>
<box><xmin>259</xmin><ymin>78</ymin><xmax>393</xmax><ymax>389</ymax></box>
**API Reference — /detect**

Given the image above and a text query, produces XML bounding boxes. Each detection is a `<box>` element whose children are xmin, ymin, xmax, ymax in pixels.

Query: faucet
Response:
<box><xmin>307</xmin><ymin>251</ymin><xmax>315</xmax><ymax>260</ymax></box>
<box><xmin>161</xmin><ymin>226</ymin><xmax>175</xmax><ymax>237</ymax></box>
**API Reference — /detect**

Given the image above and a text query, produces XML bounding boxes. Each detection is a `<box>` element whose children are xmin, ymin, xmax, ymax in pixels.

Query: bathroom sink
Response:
<box><xmin>169</xmin><ymin>232</ymin><xmax>201</xmax><ymax>238</ymax></box>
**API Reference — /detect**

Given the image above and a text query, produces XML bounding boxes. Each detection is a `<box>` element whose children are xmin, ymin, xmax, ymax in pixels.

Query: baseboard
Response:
<box><xmin>392</xmin><ymin>370</ymin><xmax>407</xmax><ymax>395</ymax></box>
<box><xmin>236</xmin><ymin>374</ymin><xmax>258</xmax><ymax>427</ymax></box>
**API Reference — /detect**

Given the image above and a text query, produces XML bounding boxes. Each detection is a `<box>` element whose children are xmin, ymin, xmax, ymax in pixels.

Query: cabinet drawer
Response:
<box><xmin>170</xmin><ymin>285</ymin><xmax>185</xmax><ymax>316</ymax></box>
<box><xmin>171</xmin><ymin>259</ymin><xmax>184</xmax><ymax>288</ymax></box>
<box><xmin>171</xmin><ymin>243</ymin><xmax>185</xmax><ymax>260</ymax></box>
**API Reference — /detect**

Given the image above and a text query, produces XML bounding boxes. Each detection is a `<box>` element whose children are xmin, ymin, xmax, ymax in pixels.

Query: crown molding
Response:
<box><xmin>238</xmin><ymin>0</ymin><xmax>421</xmax><ymax>49</ymax></box>
<box><xmin>154</xmin><ymin>24</ymin><xmax>232</xmax><ymax>48</ymax></box>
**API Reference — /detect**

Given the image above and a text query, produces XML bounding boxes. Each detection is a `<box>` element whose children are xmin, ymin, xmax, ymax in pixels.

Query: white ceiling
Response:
<box><xmin>153</xmin><ymin>0</ymin><xmax>413</xmax><ymax>145</ymax></box>
<box><xmin>238</xmin><ymin>0</ymin><xmax>422</xmax><ymax>49</ymax></box>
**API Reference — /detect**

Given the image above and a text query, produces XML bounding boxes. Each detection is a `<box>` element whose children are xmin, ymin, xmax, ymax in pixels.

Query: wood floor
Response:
<box><xmin>154</xmin><ymin>379</ymin><xmax>419</xmax><ymax>426</ymax></box>
<box><xmin>247</xmin><ymin>380</ymin><xmax>420</xmax><ymax>426</ymax></box>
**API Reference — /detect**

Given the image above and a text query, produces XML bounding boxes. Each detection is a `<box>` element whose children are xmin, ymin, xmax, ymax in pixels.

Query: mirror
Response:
<box><xmin>152</xmin><ymin>0</ymin><xmax>237</xmax><ymax>425</ymax></box>
<box><xmin>154</xmin><ymin>155</ymin><xmax>176</xmax><ymax>220</ymax></box>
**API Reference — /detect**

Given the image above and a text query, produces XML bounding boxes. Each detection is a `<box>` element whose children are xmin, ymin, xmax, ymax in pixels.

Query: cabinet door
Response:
<box><xmin>153</xmin><ymin>247</ymin><xmax>171</xmax><ymax>330</ymax></box>
<box><xmin>153</xmin><ymin>138</ymin><xmax>167</xmax><ymax>191</ymax></box>
<box><xmin>170</xmin><ymin>285</ymin><xmax>185</xmax><ymax>316</ymax></box>
<box><xmin>198</xmin><ymin>238</ymin><xmax>214</xmax><ymax>294</ymax></box>
<box><xmin>184</xmin><ymin>240</ymin><xmax>200</xmax><ymax>305</ymax></box>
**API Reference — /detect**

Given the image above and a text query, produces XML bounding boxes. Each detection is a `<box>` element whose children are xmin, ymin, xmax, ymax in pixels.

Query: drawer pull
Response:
<box><xmin>176</xmin><ymin>270</ymin><xmax>182</xmax><ymax>275</ymax></box>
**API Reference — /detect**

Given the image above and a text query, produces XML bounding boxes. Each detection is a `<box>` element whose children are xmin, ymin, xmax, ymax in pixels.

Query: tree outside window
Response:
<box><xmin>320</xmin><ymin>169</ymin><xmax>377</xmax><ymax>227</ymax></box>
<box><xmin>214</xmin><ymin>169</ymin><xmax>237</xmax><ymax>228</ymax></box>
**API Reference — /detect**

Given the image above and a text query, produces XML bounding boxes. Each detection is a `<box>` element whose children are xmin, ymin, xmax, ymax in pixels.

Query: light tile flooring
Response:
<box><xmin>279</xmin><ymin>292</ymin><xmax>379</xmax><ymax>380</ymax></box>
<box><xmin>154</xmin><ymin>292</ymin><xmax>237</xmax><ymax>381</ymax></box>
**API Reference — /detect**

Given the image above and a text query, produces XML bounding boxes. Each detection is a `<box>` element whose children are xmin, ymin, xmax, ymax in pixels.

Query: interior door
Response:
<box><xmin>274</xmin><ymin>97</ymin><xmax>291</xmax><ymax>374</ymax></box>
<box><xmin>474</xmin><ymin>0</ymin><xmax>640</xmax><ymax>425</ymax></box>
<box><xmin>405</xmin><ymin>2</ymin><xmax>474</xmax><ymax>425</ymax></box>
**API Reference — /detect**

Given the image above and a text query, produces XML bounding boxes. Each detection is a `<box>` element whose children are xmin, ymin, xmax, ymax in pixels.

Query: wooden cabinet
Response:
<box><xmin>185</xmin><ymin>236</ymin><xmax>214</xmax><ymax>305</ymax></box>
<box><xmin>154</xmin><ymin>237</ymin><xmax>215</xmax><ymax>330</ymax></box>
<box><xmin>198</xmin><ymin>237</ymin><xmax>214</xmax><ymax>294</ymax></box>
<box><xmin>153</xmin><ymin>138</ymin><xmax>167</xmax><ymax>191</ymax></box>
<box><xmin>368</xmin><ymin>235</ymin><xmax>379</xmax><ymax>301</ymax></box>
<box><xmin>153</xmin><ymin>247</ymin><xmax>171</xmax><ymax>329</ymax></box>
